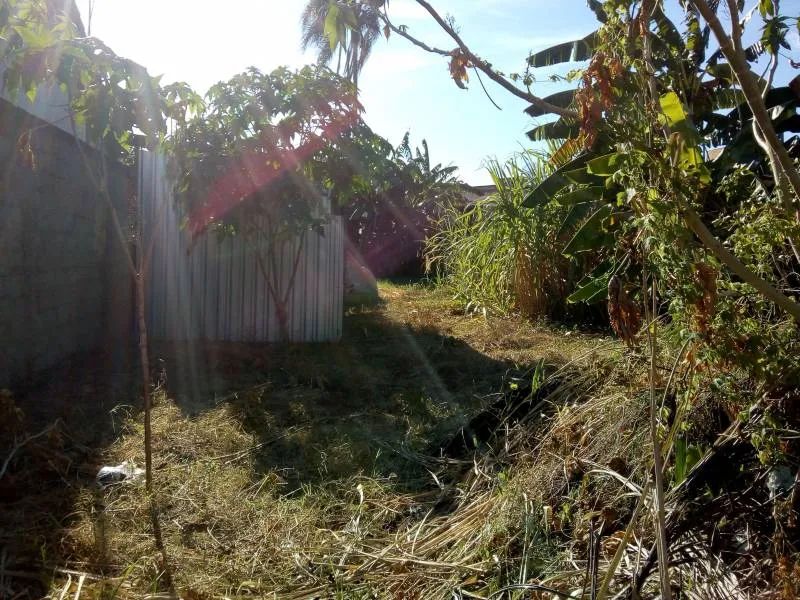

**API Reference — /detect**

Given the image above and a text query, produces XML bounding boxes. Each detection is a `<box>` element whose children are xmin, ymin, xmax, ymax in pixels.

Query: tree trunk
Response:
<box><xmin>134</xmin><ymin>272</ymin><xmax>153</xmax><ymax>489</ymax></box>
<box><xmin>275</xmin><ymin>300</ymin><xmax>291</xmax><ymax>342</ymax></box>
<box><xmin>255</xmin><ymin>232</ymin><xmax>307</xmax><ymax>344</ymax></box>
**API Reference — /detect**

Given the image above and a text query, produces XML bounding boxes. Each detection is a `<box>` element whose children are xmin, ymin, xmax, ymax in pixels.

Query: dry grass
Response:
<box><xmin>4</xmin><ymin>282</ymin><xmax>787</xmax><ymax>599</ymax></box>
<box><xmin>63</xmin><ymin>400</ymin><xmax>413</xmax><ymax>596</ymax></box>
<box><xmin>379</xmin><ymin>282</ymin><xmax>615</xmax><ymax>366</ymax></box>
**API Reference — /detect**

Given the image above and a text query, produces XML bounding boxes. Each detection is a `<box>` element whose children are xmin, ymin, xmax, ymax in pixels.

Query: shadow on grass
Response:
<box><xmin>1</xmin><ymin>349</ymin><xmax>140</xmax><ymax>599</ymax></box>
<box><xmin>1</xmin><ymin>292</ymin><xmax>527</xmax><ymax>597</ymax></box>
<box><xmin>153</xmin><ymin>304</ymin><xmax>518</xmax><ymax>490</ymax></box>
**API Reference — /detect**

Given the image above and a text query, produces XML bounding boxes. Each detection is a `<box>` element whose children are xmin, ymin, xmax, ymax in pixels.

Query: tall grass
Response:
<box><xmin>426</xmin><ymin>151</ymin><xmax>571</xmax><ymax>319</ymax></box>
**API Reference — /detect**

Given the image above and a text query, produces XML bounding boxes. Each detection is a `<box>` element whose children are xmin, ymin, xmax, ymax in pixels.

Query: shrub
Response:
<box><xmin>426</xmin><ymin>152</ymin><xmax>574</xmax><ymax>319</ymax></box>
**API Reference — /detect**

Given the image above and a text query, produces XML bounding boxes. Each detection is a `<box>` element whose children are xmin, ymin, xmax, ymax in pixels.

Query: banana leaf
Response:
<box><xmin>556</xmin><ymin>186</ymin><xmax>607</xmax><ymax>206</ymax></box>
<box><xmin>562</xmin><ymin>204</ymin><xmax>615</xmax><ymax>255</ymax></box>
<box><xmin>523</xmin><ymin>152</ymin><xmax>595</xmax><ymax>207</ymax></box>
<box><xmin>526</xmin><ymin>89</ymin><xmax>576</xmax><ymax>118</ymax></box>
<box><xmin>567</xmin><ymin>260</ymin><xmax>614</xmax><ymax>304</ymax></box>
<box><xmin>526</xmin><ymin>119</ymin><xmax>579</xmax><ymax>142</ymax></box>
<box><xmin>527</xmin><ymin>31</ymin><xmax>597</xmax><ymax>68</ymax></box>
<box><xmin>557</xmin><ymin>202</ymin><xmax>593</xmax><ymax>238</ymax></box>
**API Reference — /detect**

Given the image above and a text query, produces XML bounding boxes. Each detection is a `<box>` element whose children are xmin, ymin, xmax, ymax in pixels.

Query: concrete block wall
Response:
<box><xmin>0</xmin><ymin>98</ymin><xmax>133</xmax><ymax>387</ymax></box>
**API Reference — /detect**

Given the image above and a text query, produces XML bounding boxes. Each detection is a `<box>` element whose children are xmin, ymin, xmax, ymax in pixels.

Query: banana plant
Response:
<box><xmin>521</xmin><ymin>1</ymin><xmax>799</xmax><ymax>310</ymax></box>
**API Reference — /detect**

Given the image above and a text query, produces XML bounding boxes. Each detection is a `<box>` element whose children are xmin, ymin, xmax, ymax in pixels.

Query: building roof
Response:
<box><xmin>468</xmin><ymin>184</ymin><xmax>498</xmax><ymax>196</ymax></box>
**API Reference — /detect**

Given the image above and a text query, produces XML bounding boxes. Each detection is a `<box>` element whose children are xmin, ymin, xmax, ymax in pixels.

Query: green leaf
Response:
<box><xmin>761</xmin><ymin>16</ymin><xmax>790</xmax><ymax>56</ymax></box>
<box><xmin>660</xmin><ymin>92</ymin><xmax>692</xmax><ymax>132</ymax></box>
<box><xmin>674</xmin><ymin>439</ymin><xmax>688</xmax><ymax>485</ymax></box>
<box><xmin>530</xmin><ymin>358</ymin><xmax>545</xmax><ymax>394</ymax></box>
<box><xmin>673</xmin><ymin>439</ymin><xmax>704</xmax><ymax>485</ymax></box>
<box><xmin>708</xmin><ymin>87</ymin><xmax>740</xmax><ymax>111</ymax></box>
<box><xmin>13</xmin><ymin>24</ymin><xmax>55</xmax><ymax>49</ymax></box>
<box><xmin>686</xmin><ymin>445</ymin><xmax>703</xmax><ymax>475</ymax></box>
<box><xmin>562</xmin><ymin>204</ymin><xmax>614</xmax><ymax>255</ymax></box>
<box><xmin>324</xmin><ymin>3</ymin><xmax>342</xmax><ymax>50</ymax></box>
<box><xmin>660</xmin><ymin>92</ymin><xmax>712</xmax><ymax>182</ymax></box>
<box><xmin>706</xmin><ymin>63</ymin><xmax>734</xmax><ymax>82</ymax></box>
<box><xmin>586</xmin><ymin>152</ymin><xmax>624</xmax><ymax>176</ymax></box>
<box><xmin>25</xmin><ymin>82</ymin><xmax>37</xmax><ymax>104</ymax></box>
<box><xmin>523</xmin><ymin>152</ymin><xmax>594</xmax><ymax>207</ymax></box>
<box><xmin>564</xmin><ymin>167</ymin><xmax>602</xmax><ymax>186</ymax></box>
<box><xmin>567</xmin><ymin>261</ymin><xmax>614</xmax><ymax>304</ymax></box>
<box><xmin>651</xmin><ymin>7</ymin><xmax>685</xmax><ymax>58</ymax></box>
<box><xmin>528</xmin><ymin>31</ymin><xmax>597</xmax><ymax>68</ymax></box>
<box><xmin>557</xmin><ymin>186</ymin><xmax>605</xmax><ymax>205</ymax></box>
<box><xmin>556</xmin><ymin>202</ymin><xmax>592</xmax><ymax>237</ymax></box>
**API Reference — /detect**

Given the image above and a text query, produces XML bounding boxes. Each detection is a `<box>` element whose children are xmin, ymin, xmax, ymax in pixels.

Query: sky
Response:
<box><xmin>76</xmin><ymin>1</ymin><xmax>800</xmax><ymax>186</ymax></box>
<box><xmin>75</xmin><ymin>0</ymin><xmax>599</xmax><ymax>185</ymax></box>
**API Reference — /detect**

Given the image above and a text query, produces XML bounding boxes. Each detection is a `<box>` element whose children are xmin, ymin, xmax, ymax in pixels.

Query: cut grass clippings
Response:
<box><xmin>32</xmin><ymin>282</ymin><xmax>623</xmax><ymax>598</ymax></box>
<box><xmin>7</xmin><ymin>282</ymin><xmax>769</xmax><ymax>598</ymax></box>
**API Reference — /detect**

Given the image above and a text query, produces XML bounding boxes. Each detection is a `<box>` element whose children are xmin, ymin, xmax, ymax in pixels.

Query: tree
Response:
<box><xmin>375</xmin><ymin>2</ymin><xmax>800</xmax><ymax>593</ymax></box>
<box><xmin>308</xmin><ymin>121</ymin><xmax>464</xmax><ymax>277</ymax></box>
<box><xmin>170</xmin><ymin>66</ymin><xmax>361</xmax><ymax>340</ymax></box>
<box><xmin>300</xmin><ymin>0</ymin><xmax>383</xmax><ymax>88</ymax></box>
<box><xmin>393</xmin><ymin>132</ymin><xmax>462</xmax><ymax>210</ymax></box>
<box><xmin>690</xmin><ymin>0</ymin><xmax>800</xmax><ymax>219</ymax></box>
<box><xmin>520</xmin><ymin>7</ymin><xmax>800</xmax><ymax>592</ymax></box>
<box><xmin>522</xmin><ymin>0</ymin><xmax>800</xmax><ymax>323</ymax></box>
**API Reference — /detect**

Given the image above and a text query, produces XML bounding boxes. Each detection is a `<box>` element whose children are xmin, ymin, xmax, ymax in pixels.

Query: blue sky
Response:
<box><xmin>77</xmin><ymin>1</ymin><xmax>799</xmax><ymax>185</ymax></box>
<box><xmin>76</xmin><ymin>0</ymin><xmax>596</xmax><ymax>185</ymax></box>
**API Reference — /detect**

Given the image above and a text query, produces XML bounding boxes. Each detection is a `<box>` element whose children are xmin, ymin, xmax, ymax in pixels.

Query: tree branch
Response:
<box><xmin>725</xmin><ymin>0</ymin><xmax>742</xmax><ymax>48</ymax></box>
<box><xmin>692</xmin><ymin>0</ymin><xmax>800</xmax><ymax>218</ymax></box>
<box><xmin>381</xmin><ymin>2</ymin><xmax>578</xmax><ymax>119</ymax></box>
<box><xmin>683</xmin><ymin>205</ymin><xmax>800</xmax><ymax>323</ymax></box>
<box><xmin>0</xmin><ymin>421</ymin><xmax>61</xmax><ymax>481</ymax></box>
<box><xmin>381</xmin><ymin>16</ymin><xmax>449</xmax><ymax>56</ymax></box>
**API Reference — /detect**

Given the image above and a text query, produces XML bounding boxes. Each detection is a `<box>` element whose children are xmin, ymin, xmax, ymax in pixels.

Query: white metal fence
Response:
<box><xmin>138</xmin><ymin>150</ymin><xmax>344</xmax><ymax>343</ymax></box>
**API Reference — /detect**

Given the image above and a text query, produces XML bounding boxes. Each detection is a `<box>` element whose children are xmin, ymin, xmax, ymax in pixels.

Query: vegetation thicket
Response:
<box><xmin>310</xmin><ymin>0</ymin><xmax>800</xmax><ymax>595</ymax></box>
<box><xmin>426</xmin><ymin>151</ymin><xmax>579</xmax><ymax>319</ymax></box>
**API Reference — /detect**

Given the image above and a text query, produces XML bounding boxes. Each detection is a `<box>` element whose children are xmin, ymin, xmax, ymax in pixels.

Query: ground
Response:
<box><xmin>2</xmin><ymin>281</ymin><xmax>619</xmax><ymax>599</ymax></box>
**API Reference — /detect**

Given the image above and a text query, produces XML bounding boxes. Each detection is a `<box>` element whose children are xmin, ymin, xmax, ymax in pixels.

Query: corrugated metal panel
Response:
<box><xmin>0</xmin><ymin>65</ymin><xmax>89</xmax><ymax>142</ymax></box>
<box><xmin>139</xmin><ymin>150</ymin><xmax>343</xmax><ymax>343</ymax></box>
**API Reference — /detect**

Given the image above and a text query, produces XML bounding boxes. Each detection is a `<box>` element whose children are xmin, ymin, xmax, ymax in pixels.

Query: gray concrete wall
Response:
<box><xmin>0</xmin><ymin>98</ymin><xmax>133</xmax><ymax>387</ymax></box>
